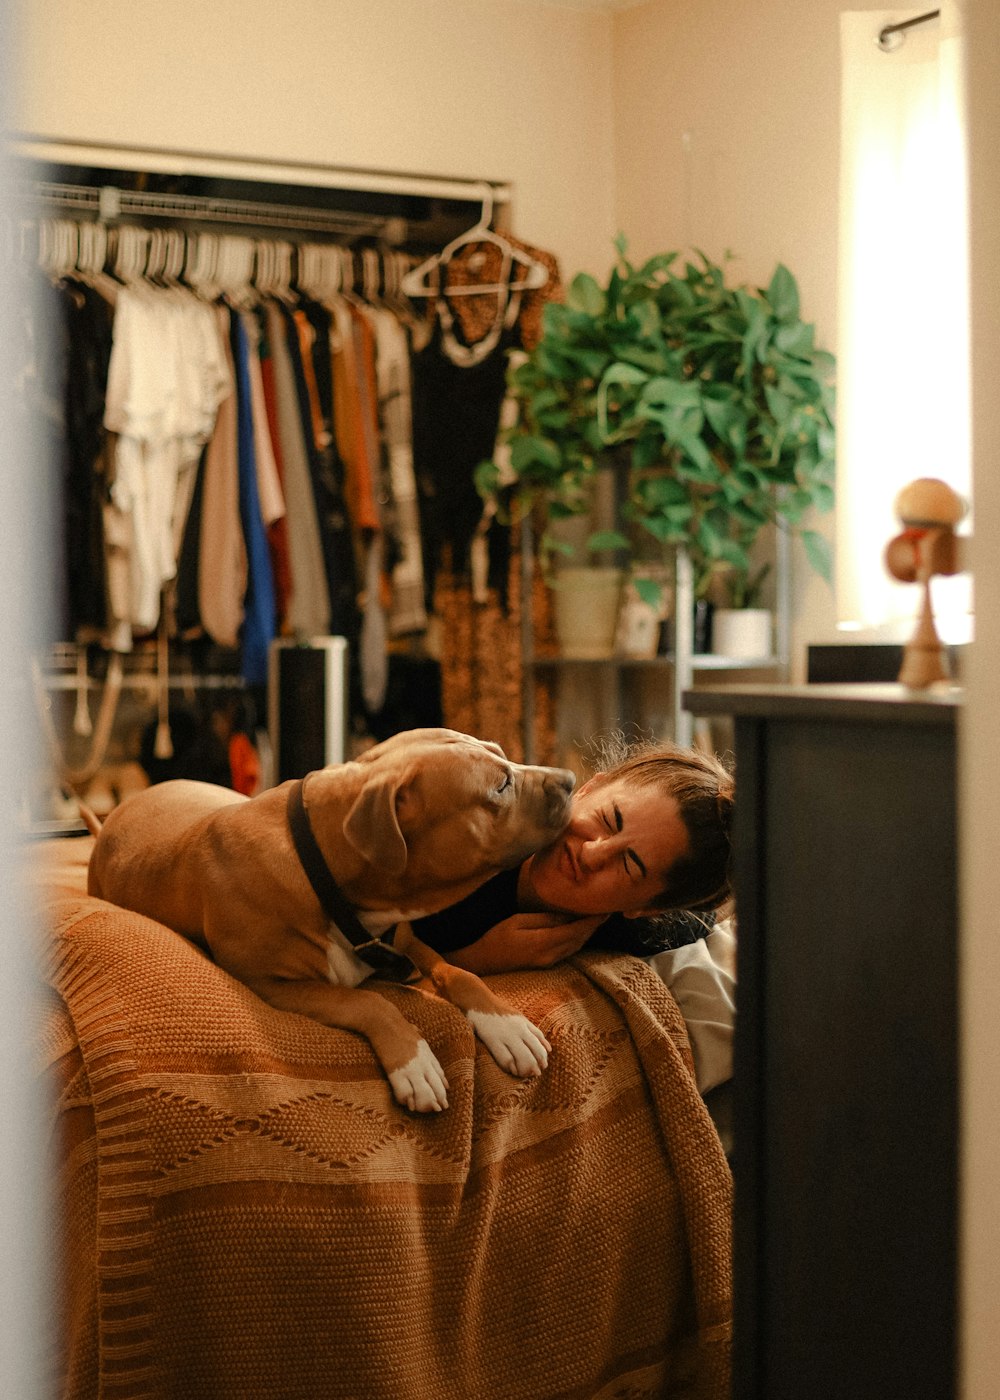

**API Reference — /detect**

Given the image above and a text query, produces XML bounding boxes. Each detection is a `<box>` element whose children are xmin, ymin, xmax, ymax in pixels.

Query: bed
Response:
<box><xmin>29</xmin><ymin>837</ymin><xmax>732</xmax><ymax>1400</ymax></box>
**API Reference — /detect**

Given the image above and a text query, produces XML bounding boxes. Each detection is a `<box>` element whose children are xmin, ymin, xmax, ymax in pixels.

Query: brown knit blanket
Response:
<box><xmin>31</xmin><ymin>839</ymin><xmax>732</xmax><ymax>1400</ymax></box>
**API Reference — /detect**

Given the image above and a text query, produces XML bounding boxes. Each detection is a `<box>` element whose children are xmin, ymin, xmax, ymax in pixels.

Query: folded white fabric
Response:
<box><xmin>645</xmin><ymin>920</ymin><xmax>737</xmax><ymax>1095</ymax></box>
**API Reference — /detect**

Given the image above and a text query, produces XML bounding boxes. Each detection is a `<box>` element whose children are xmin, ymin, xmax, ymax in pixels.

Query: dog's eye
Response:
<box><xmin>497</xmin><ymin>772</ymin><xmax>513</xmax><ymax>795</ymax></box>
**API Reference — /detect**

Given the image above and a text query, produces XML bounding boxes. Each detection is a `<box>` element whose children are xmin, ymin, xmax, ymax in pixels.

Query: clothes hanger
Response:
<box><xmin>400</xmin><ymin>184</ymin><xmax>548</xmax><ymax>300</ymax></box>
<box><xmin>337</xmin><ymin>245</ymin><xmax>365</xmax><ymax>307</ymax></box>
<box><xmin>186</xmin><ymin>232</ymin><xmax>222</xmax><ymax>301</ymax></box>
<box><xmin>361</xmin><ymin>247</ymin><xmax>386</xmax><ymax>308</ymax></box>
<box><xmin>401</xmin><ymin>185</ymin><xmax>548</xmax><ymax>366</ymax></box>
<box><xmin>69</xmin><ymin>220</ymin><xmax>121</xmax><ymax>302</ymax></box>
<box><xmin>216</xmin><ymin>235</ymin><xmax>257</xmax><ymax>309</ymax></box>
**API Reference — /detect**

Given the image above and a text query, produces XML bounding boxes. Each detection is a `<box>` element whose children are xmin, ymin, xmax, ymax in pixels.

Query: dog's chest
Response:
<box><xmin>323</xmin><ymin>908</ymin><xmax>420</xmax><ymax>987</ymax></box>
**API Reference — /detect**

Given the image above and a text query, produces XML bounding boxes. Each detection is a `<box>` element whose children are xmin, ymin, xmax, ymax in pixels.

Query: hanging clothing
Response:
<box><xmin>292</xmin><ymin>299</ymin><xmax>360</xmax><ymax>639</ymax></box>
<box><xmin>256</xmin><ymin>316</ymin><xmax>294</xmax><ymax>632</ymax></box>
<box><xmin>230</xmin><ymin>311</ymin><xmax>276</xmax><ymax>687</ymax></box>
<box><xmin>197</xmin><ymin>305</ymin><xmax>245</xmax><ymax>649</ymax></box>
<box><xmin>411</xmin><ymin>321</ymin><xmax>513</xmax><ymax>601</ymax></box>
<box><xmin>263</xmin><ymin>302</ymin><xmax>331</xmax><ymax>638</ymax></box>
<box><xmin>36</xmin><ymin>211</ymin><xmax>561</xmax><ymax>766</ymax></box>
<box><xmin>103</xmin><ymin>287</ymin><xmax>229</xmax><ymax>633</ymax></box>
<box><xmin>62</xmin><ymin>281</ymin><xmax>115</xmax><ymax>639</ymax></box>
<box><xmin>370</xmin><ymin>306</ymin><xmax>427</xmax><ymax>636</ymax></box>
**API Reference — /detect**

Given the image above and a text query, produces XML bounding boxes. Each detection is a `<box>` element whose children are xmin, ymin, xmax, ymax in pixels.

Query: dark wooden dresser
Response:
<box><xmin>686</xmin><ymin>683</ymin><xmax>959</xmax><ymax>1400</ymax></box>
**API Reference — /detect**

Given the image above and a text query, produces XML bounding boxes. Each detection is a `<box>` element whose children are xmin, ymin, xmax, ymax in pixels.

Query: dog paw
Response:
<box><xmin>388</xmin><ymin>1039</ymin><xmax>450</xmax><ymax>1113</ymax></box>
<box><xmin>466</xmin><ymin>1010</ymin><xmax>551</xmax><ymax>1078</ymax></box>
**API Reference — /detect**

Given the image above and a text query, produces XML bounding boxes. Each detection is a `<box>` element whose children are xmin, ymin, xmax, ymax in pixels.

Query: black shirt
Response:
<box><xmin>411</xmin><ymin>864</ymin><xmax>713</xmax><ymax>958</ymax></box>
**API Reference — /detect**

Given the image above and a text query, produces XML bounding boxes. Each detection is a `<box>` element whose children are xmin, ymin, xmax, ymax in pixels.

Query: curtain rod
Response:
<box><xmin>878</xmin><ymin>9</ymin><xmax>941</xmax><ymax>51</ymax></box>
<box><xmin>8</xmin><ymin>135</ymin><xmax>512</xmax><ymax>207</ymax></box>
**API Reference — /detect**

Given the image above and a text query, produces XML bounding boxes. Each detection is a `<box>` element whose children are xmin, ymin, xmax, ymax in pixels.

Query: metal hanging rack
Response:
<box><xmin>8</xmin><ymin>135</ymin><xmax>513</xmax><ymax>246</ymax></box>
<box><xmin>23</xmin><ymin>180</ymin><xmax>401</xmax><ymax>240</ymax></box>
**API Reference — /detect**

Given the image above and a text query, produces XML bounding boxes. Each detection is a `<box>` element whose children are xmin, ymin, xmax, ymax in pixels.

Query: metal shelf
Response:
<box><xmin>520</xmin><ymin>527</ymin><xmax>791</xmax><ymax>759</ymax></box>
<box><xmin>528</xmin><ymin>653</ymin><xmax>785</xmax><ymax>671</ymax></box>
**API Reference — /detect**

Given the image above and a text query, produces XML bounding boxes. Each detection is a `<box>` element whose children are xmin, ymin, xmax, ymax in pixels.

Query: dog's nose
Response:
<box><xmin>542</xmin><ymin>768</ymin><xmax>576</xmax><ymax>822</ymax></box>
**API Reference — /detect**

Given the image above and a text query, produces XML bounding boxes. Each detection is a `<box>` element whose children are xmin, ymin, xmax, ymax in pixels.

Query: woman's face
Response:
<box><xmin>519</xmin><ymin>775</ymin><xmax>690</xmax><ymax>917</ymax></box>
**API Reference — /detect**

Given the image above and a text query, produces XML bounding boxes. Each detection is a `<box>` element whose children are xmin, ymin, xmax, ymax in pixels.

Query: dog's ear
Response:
<box><xmin>341</xmin><ymin>774</ymin><xmax>409</xmax><ymax>876</ymax></box>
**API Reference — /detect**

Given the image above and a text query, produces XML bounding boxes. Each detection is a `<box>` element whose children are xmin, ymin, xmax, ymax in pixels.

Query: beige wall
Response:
<box><xmin>612</xmin><ymin>0</ymin><xmax>886</xmax><ymax>664</ymax></box>
<box><xmin>11</xmin><ymin>1</ymin><xmax>1000</xmax><ymax>1393</ymax></box>
<box><xmin>14</xmin><ymin>0</ymin><xmax>618</xmax><ymax>280</ymax></box>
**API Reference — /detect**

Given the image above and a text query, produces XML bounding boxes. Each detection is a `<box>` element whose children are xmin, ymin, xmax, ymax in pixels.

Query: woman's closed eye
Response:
<box><xmin>602</xmin><ymin>806</ymin><xmax>647</xmax><ymax>880</ymax></box>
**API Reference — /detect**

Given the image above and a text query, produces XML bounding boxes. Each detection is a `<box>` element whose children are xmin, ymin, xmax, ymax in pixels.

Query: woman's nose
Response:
<box><xmin>577</xmin><ymin>836</ymin><xmax>611</xmax><ymax>872</ymax></box>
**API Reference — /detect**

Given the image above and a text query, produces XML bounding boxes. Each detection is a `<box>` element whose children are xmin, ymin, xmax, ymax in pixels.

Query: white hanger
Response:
<box><xmin>216</xmin><ymin>235</ymin><xmax>256</xmax><ymax>308</ymax></box>
<box><xmin>186</xmin><ymin>232</ymin><xmax>222</xmax><ymax>300</ymax></box>
<box><xmin>401</xmin><ymin>184</ymin><xmax>548</xmax><ymax>300</ymax></box>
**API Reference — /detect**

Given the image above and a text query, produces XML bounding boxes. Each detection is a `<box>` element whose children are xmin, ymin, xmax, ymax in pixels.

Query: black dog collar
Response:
<box><xmin>286</xmin><ymin>779</ymin><xmax>417</xmax><ymax>984</ymax></box>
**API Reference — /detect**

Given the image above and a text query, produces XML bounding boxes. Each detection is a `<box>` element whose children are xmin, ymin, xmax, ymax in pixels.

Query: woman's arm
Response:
<box><xmin>447</xmin><ymin>912</ymin><xmax>606</xmax><ymax>975</ymax></box>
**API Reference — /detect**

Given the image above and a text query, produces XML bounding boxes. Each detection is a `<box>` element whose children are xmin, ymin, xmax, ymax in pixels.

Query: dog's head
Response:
<box><xmin>311</xmin><ymin>729</ymin><xmax>575</xmax><ymax>912</ymax></box>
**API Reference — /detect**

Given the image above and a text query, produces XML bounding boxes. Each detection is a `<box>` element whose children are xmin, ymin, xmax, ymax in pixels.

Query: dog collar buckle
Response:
<box><xmin>286</xmin><ymin>779</ymin><xmax>418</xmax><ymax>984</ymax></box>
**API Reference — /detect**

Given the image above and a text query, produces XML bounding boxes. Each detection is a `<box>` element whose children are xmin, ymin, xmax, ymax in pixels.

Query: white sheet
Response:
<box><xmin>646</xmin><ymin>920</ymin><xmax>737</xmax><ymax>1095</ymax></box>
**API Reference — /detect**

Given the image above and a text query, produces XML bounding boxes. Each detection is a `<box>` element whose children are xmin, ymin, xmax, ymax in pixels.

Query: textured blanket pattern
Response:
<box><xmin>33</xmin><ymin>840</ymin><xmax>732</xmax><ymax>1400</ymax></box>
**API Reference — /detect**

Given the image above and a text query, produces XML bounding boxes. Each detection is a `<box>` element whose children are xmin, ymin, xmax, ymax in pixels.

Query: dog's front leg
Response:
<box><xmin>251</xmin><ymin>977</ymin><xmax>450</xmax><ymax>1113</ymax></box>
<box><xmin>399</xmin><ymin>931</ymin><xmax>551</xmax><ymax>1079</ymax></box>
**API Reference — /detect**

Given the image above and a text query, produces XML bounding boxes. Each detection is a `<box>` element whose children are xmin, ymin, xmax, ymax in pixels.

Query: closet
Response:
<box><xmin>13</xmin><ymin>141</ymin><xmax>562</xmax><ymax>829</ymax></box>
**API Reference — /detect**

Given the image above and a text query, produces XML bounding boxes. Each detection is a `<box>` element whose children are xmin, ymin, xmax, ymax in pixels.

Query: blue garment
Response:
<box><xmin>230</xmin><ymin>312</ymin><xmax>276</xmax><ymax>687</ymax></box>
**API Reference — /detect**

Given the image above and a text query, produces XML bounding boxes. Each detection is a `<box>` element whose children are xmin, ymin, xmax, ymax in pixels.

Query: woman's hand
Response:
<box><xmin>447</xmin><ymin>912</ymin><xmax>607</xmax><ymax>975</ymax></box>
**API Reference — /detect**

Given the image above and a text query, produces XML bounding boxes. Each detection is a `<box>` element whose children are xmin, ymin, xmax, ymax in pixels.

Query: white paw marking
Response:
<box><xmin>388</xmin><ymin>1039</ymin><xmax>449</xmax><ymax>1113</ymax></box>
<box><xmin>466</xmin><ymin>1010</ymin><xmax>551</xmax><ymax>1078</ymax></box>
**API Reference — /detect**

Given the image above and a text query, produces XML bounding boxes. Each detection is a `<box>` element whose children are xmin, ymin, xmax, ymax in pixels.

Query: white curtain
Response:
<box><xmin>837</xmin><ymin>4</ymin><xmax>971</xmax><ymax>640</ymax></box>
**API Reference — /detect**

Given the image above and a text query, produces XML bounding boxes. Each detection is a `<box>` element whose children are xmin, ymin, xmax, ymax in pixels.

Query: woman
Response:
<box><xmin>412</xmin><ymin>736</ymin><xmax>735</xmax><ymax>974</ymax></box>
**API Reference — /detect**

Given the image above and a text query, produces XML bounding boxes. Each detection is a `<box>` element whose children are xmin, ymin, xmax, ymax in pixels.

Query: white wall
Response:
<box><xmin>13</xmin><ymin>0</ymin><xmax>618</xmax><ymax>280</ymax></box>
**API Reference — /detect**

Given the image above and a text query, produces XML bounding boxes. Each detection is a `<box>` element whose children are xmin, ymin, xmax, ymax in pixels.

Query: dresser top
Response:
<box><xmin>684</xmin><ymin>682</ymin><xmax>962</xmax><ymax>725</ymax></box>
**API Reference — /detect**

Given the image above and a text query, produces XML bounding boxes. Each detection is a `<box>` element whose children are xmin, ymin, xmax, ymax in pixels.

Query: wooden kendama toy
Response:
<box><xmin>884</xmin><ymin>477</ymin><xmax>967</xmax><ymax>689</ymax></box>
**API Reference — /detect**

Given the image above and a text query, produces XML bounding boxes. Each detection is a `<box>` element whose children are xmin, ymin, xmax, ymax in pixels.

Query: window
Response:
<box><xmin>837</xmin><ymin>6</ymin><xmax>971</xmax><ymax>640</ymax></box>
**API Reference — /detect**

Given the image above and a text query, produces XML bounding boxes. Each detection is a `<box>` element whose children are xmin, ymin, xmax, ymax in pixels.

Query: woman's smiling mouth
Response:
<box><xmin>560</xmin><ymin>841</ymin><xmax>581</xmax><ymax>882</ymax></box>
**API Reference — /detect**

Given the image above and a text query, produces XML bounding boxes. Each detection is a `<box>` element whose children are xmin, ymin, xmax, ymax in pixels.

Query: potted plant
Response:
<box><xmin>477</xmin><ymin>239</ymin><xmax>835</xmax><ymax>655</ymax></box>
<box><xmin>709</xmin><ymin>561</ymin><xmax>773</xmax><ymax>660</ymax></box>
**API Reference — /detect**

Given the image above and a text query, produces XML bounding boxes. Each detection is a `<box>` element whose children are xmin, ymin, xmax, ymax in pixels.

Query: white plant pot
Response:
<box><xmin>712</xmin><ymin>608</ymin><xmax>773</xmax><ymax>660</ymax></box>
<box><xmin>552</xmin><ymin>567</ymin><xmax>625</xmax><ymax>659</ymax></box>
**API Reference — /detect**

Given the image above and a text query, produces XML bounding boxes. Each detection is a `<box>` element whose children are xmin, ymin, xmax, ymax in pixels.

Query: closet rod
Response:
<box><xmin>877</xmin><ymin>9</ymin><xmax>940</xmax><ymax>50</ymax></box>
<box><xmin>27</xmin><ymin>181</ymin><xmax>397</xmax><ymax>240</ymax></box>
<box><xmin>9</xmin><ymin>135</ymin><xmax>513</xmax><ymax>207</ymax></box>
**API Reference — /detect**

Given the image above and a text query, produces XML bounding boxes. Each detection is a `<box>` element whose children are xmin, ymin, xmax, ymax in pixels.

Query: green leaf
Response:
<box><xmin>572</xmin><ymin>348</ymin><xmax>615</xmax><ymax>379</ymax></box>
<box><xmin>587</xmin><ymin>529</ymin><xmax>631</xmax><ymax>553</ymax></box>
<box><xmin>509</xmin><ymin>435</ymin><xmax>561</xmax><ymax>474</ymax></box>
<box><xmin>774</xmin><ymin>322</ymin><xmax>814</xmax><ymax>355</ymax></box>
<box><xmin>599</xmin><ymin>361</ymin><xmax>651</xmax><ymax>388</ymax></box>
<box><xmin>636</xmin><ymin>473</ymin><xmax>689</xmax><ymax>508</ymax></box>
<box><xmin>634</xmin><ymin>575</ymin><xmax>665</xmax><ymax>609</ymax></box>
<box><xmin>474</xmin><ymin>459</ymin><xmax>501</xmax><ymax>498</ymax></box>
<box><xmin>568</xmin><ymin>272</ymin><xmax>607</xmax><ymax>317</ymax></box>
<box><xmin>673</xmin><ymin>431</ymin><xmax>715</xmax><ymax>475</ymax></box>
<box><xmin>642</xmin><ymin>514</ymin><xmax>684</xmax><ymax>544</ymax></box>
<box><xmin>810</xmin><ymin>481</ymin><xmax>835</xmax><ymax>513</ymax></box>
<box><xmin>767</xmin><ymin>264</ymin><xmax>800</xmax><ymax>322</ymax></box>
<box><xmin>639</xmin><ymin>376</ymin><xmax>702</xmax><ymax>409</ymax></box>
<box><xmin>801</xmin><ymin>529</ymin><xmax>833</xmax><ymax>583</ymax></box>
<box><xmin>764</xmin><ymin>384</ymin><xmax>794</xmax><ymax>425</ymax></box>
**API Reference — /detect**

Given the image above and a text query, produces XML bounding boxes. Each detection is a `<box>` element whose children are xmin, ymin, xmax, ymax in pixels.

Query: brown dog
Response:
<box><xmin>86</xmin><ymin>728</ymin><xmax>575</xmax><ymax>1112</ymax></box>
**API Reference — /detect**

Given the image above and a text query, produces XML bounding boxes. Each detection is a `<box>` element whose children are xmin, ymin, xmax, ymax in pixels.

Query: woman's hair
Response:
<box><xmin>588</xmin><ymin>733</ymin><xmax>735</xmax><ymax>914</ymax></box>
